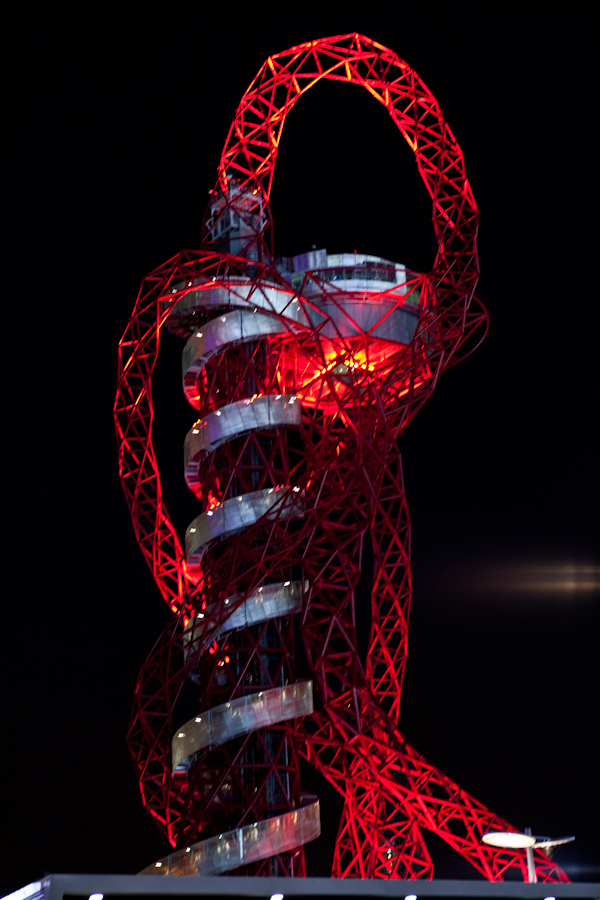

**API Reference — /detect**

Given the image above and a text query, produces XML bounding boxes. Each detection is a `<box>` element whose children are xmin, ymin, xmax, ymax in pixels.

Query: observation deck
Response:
<box><xmin>278</xmin><ymin>248</ymin><xmax>421</xmax><ymax>344</ymax></box>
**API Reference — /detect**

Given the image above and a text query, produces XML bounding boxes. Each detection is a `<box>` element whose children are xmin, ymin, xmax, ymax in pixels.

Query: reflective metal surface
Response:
<box><xmin>172</xmin><ymin>278</ymin><xmax>311</xmax><ymax>323</ymax></box>
<box><xmin>182</xmin><ymin>309</ymin><xmax>290</xmax><ymax>408</ymax></box>
<box><xmin>183</xmin><ymin>580</ymin><xmax>304</xmax><ymax>653</ymax></box>
<box><xmin>172</xmin><ymin>681</ymin><xmax>313</xmax><ymax>771</ymax></box>
<box><xmin>184</xmin><ymin>395</ymin><xmax>302</xmax><ymax>490</ymax></box>
<box><xmin>26</xmin><ymin>872</ymin><xmax>600</xmax><ymax>898</ymax></box>
<box><xmin>139</xmin><ymin>800</ymin><xmax>321</xmax><ymax>876</ymax></box>
<box><xmin>306</xmin><ymin>294</ymin><xmax>418</xmax><ymax>343</ymax></box>
<box><xmin>186</xmin><ymin>486</ymin><xmax>303</xmax><ymax>568</ymax></box>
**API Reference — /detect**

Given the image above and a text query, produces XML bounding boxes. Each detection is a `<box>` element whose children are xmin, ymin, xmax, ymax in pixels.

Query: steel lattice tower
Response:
<box><xmin>115</xmin><ymin>34</ymin><xmax>568</xmax><ymax>882</ymax></box>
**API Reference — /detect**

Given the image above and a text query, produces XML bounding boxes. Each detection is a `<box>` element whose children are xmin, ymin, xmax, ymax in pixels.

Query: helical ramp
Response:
<box><xmin>115</xmin><ymin>34</ymin><xmax>568</xmax><ymax>882</ymax></box>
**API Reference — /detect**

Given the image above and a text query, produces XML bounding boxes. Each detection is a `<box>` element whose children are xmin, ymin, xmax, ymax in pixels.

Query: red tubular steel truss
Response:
<box><xmin>115</xmin><ymin>34</ymin><xmax>568</xmax><ymax>882</ymax></box>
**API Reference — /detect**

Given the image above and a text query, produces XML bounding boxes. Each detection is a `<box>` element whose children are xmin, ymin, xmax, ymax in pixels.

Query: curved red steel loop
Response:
<box><xmin>116</xmin><ymin>34</ymin><xmax>568</xmax><ymax>883</ymax></box>
<box><xmin>211</xmin><ymin>33</ymin><xmax>481</xmax><ymax>350</ymax></box>
<box><xmin>115</xmin><ymin>251</ymin><xmax>190</xmax><ymax>613</ymax></box>
<box><xmin>115</xmin><ymin>35</ymin><xmax>483</xmax><ymax>614</ymax></box>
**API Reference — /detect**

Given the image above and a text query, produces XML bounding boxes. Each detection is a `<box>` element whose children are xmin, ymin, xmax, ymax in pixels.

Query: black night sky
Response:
<box><xmin>3</xmin><ymin>6</ymin><xmax>598</xmax><ymax>896</ymax></box>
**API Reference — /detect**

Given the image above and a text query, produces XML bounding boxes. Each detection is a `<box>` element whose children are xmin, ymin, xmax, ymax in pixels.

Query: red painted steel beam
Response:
<box><xmin>115</xmin><ymin>34</ymin><xmax>567</xmax><ymax>883</ymax></box>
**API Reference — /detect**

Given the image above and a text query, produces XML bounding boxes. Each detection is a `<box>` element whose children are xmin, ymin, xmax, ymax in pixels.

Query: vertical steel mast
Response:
<box><xmin>115</xmin><ymin>34</ymin><xmax>568</xmax><ymax>882</ymax></box>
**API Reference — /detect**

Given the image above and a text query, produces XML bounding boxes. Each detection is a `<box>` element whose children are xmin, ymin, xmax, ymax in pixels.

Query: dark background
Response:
<box><xmin>3</xmin><ymin>6</ymin><xmax>598</xmax><ymax>895</ymax></box>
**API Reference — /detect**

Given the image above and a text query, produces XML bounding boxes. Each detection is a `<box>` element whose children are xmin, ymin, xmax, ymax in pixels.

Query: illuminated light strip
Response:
<box><xmin>394</xmin><ymin>375</ymin><xmax>429</xmax><ymax>401</ymax></box>
<box><xmin>139</xmin><ymin>799</ymin><xmax>320</xmax><ymax>876</ymax></box>
<box><xmin>185</xmin><ymin>486</ymin><xmax>303</xmax><ymax>570</ymax></box>
<box><xmin>184</xmin><ymin>580</ymin><xmax>304</xmax><ymax>652</ymax></box>
<box><xmin>184</xmin><ymin>395</ymin><xmax>302</xmax><ymax>491</ymax></box>
<box><xmin>182</xmin><ymin>309</ymin><xmax>292</xmax><ymax>409</ymax></box>
<box><xmin>1</xmin><ymin>884</ymin><xmax>44</xmax><ymax>900</ymax></box>
<box><xmin>172</xmin><ymin>680</ymin><xmax>313</xmax><ymax>771</ymax></box>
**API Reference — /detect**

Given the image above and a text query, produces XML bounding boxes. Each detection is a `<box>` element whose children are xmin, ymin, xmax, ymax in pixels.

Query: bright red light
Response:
<box><xmin>116</xmin><ymin>33</ymin><xmax>566</xmax><ymax>884</ymax></box>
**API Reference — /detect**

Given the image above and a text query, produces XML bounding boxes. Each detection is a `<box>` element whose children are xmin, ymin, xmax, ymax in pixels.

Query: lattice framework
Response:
<box><xmin>115</xmin><ymin>34</ymin><xmax>568</xmax><ymax>883</ymax></box>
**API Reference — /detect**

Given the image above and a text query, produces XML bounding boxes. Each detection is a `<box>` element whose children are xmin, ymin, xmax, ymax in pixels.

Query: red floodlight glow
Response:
<box><xmin>115</xmin><ymin>34</ymin><xmax>568</xmax><ymax>882</ymax></box>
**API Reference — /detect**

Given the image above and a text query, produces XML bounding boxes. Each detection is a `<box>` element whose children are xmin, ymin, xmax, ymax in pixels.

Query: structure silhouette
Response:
<box><xmin>115</xmin><ymin>34</ymin><xmax>568</xmax><ymax>882</ymax></box>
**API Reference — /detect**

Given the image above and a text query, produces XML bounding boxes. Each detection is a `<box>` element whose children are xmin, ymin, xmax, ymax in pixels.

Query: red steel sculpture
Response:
<box><xmin>115</xmin><ymin>34</ymin><xmax>568</xmax><ymax>882</ymax></box>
